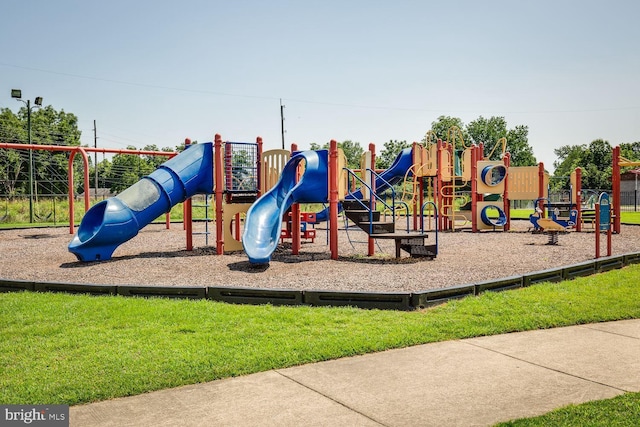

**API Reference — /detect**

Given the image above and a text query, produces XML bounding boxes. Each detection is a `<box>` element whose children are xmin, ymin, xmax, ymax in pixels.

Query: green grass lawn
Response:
<box><xmin>1</xmin><ymin>264</ymin><xmax>640</xmax><ymax>412</ymax></box>
<box><xmin>497</xmin><ymin>392</ymin><xmax>640</xmax><ymax>426</ymax></box>
<box><xmin>620</xmin><ymin>211</ymin><xmax>640</xmax><ymax>225</ymax></box>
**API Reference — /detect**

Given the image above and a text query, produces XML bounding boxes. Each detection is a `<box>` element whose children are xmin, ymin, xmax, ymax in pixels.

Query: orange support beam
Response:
<box><xmin>538</xmin><ymin>162</ymin><xmax>546</xmax><ymax>216</ymax></box>
<box><xmin>368</xmin><ymin>143</ymin><xmax>376</xmax><ymax>256</ymax></box>
<box><xmin>329</xmin><ymin>140</ymin><xmax>339</xmax><ymax>260</ymax></box>
<box><xmin>503</xmin><ymin>152</ymin><xmax>510</xmax><ymax>231</ymax></box>
<box><xmin>214</xmin><ymin>134</ymin><xmax>224</xmax><ymax>254</ymax></box>
<box><xmin>471</xmin><ymin>144</ymin><xmax>478</xmax><ymax>233</ymax></box>
<box><xmin>575</xmin><ymin>167</ymin><xmax>582</xmax><ymax>232</ymax></box>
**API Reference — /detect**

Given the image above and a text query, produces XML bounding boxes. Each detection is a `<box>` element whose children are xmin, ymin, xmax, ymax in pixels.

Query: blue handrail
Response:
<box><xmin>393</xmin><ymin>200</ymin><xmax>411</xmax><ymax>232</ymax></box>
<box><xmin>344</xmin><ymin>167</ymin><xmax>396</xmax><ymax>234</ymax></box>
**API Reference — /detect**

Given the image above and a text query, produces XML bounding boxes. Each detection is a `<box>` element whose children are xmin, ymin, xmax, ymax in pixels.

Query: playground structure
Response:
<box><xmin>3</xmin><ymin>134</ymin><xmax>632</xmax><ymax>263</ymax></box>
<box><xmin>66</xmin><ymin>135</ymin><xmax>445</xmax><ymax>263</ymax></box>
<box><xmin>408</xmin><ymin>136</ymin><xmax>512</xmax><ymax>233</ymax></box>
<box><xmin>612</xmin><ymin>146</ymin><xmax>640</xmax><ymax>234</ymax></box>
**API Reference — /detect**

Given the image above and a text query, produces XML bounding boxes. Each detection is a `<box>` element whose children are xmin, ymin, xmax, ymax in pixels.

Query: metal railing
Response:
<box><xmin>344</xmin><ymin>167</ymin><xmax>396</xmax><ymax>235</ymax></box>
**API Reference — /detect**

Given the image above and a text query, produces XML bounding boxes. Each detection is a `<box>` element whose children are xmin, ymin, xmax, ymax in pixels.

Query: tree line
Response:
<box><xmin>1</xmin><ymin>105</ymin><xmax>639</xmax><ymax>197</ymax></box>
<box><xmin>311</xmin><ymin>115</ymin><xmax>536</xmax><ymax>170</ymax></box>
<box><xmin>0</xmin><ymin>105</ymin><xmax>177</xmax><ymax>196</ymax></box>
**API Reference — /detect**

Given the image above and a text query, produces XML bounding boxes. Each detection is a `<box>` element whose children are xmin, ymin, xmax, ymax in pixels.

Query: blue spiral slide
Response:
<box><xmin>242</xmin><ymin>150</ymin><xmax>329</xmax><ymax>264</ymax></box>
<box><xmin>314</xmin><ymin>147</ymin><xmax>414</xmax><ymax>223</ymax></box>
<box><xmin>69</xmin><ymin>143</ymin><xmax>214</xmax><ymax>262</ymax></box>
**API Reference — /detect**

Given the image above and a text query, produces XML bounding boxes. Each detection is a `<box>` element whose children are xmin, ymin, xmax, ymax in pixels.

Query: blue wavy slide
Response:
<box><xmin>242</xmin><ymin>150</ymin><xmax>329</xmax><ymax>264</ymax></box>
<box><xmin>69</xmin><ymin>143</ymin><xmax>213</xmax><ymax>262</ymax></box>
<box><xmin>315</xmin><ymin>147</ymin><xmax>414</xmax><ymax>222</ymax></box>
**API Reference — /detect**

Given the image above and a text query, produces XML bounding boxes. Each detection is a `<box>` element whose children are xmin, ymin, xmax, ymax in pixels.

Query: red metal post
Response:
<box><xmin>67</xmin><ymin>148</ymin><xmax>90</xmax><ymax>234</ymax></box>
<box><xmin>595</xmin><ymin>203</ymin><xmax>601</xmax><ymax>259</ymax></box>
<box><xmin>436</xmin><ymin>139</ymin><xmax>443</xmax><ymax>231</ymax></box>
<box><xmin>184</xmin><ymin>139</ymin><xmax>192</xmax><ymax>233</ymax></box>
<box><xmin>575</xmin><ymin>167</ymin><xmax>582</xmax><ymax>232</ymax></box>
<box><xmin>447</xmin><ymin>142</ymin><xmax>454</xmax><ymax>230</ymax></box>
<box><xmin>418</xmin><ymin>176</ymin><xmax>424</xmax><ymax>231</ymax></box>
<box><xmin>471</xmin><ymin>144</ymin><xmax>478</xmax><ymax>233</ymax></box>
<box><xmin>291</xmin><ymin>143</ymin><xmax>300</xmax><ymax>255</ymax></box>
<box><xmin>538</xmin><ymin>162</ymin><xmax>546</xmax><ymax>216</ymax></box>
<box><xmin>413</xmin><ymin>142</ymin><xmax>421</xmax><ymax>231</ymax></box>
<box><xmin>368</xmin><ymin>143</ymin><xmax>375</xmax><ymax>256</ymax></box>
<box><xmin>612</xmin><ymin>146</ymin><xmax>621</xmax><ymax>234</ymax></box>
<box><xmin>607</xmin><ymin>222</ymin><xmax>612</xmax><ymax>257</ymax></box>
<box><xmin>214</xmin><ymin>134</ymin><xmax>224</xmax><ymax>254</ymax></box>
<box><xmin>503</xmin><ymin>152</ymin><xmax>510</xmax><ymax>231</ymax></box>
<box><xmin>256</xmin><ymin>136</ymin><xmax>263</xmax><ymax>197</ymax></box>
<box><xmin>185</xmin><ymin>198</ymin><xmax>193</xmax><ymax>251</ymax></box>
<box><xmin>79</xmin><ymin>147</ymin><xmax>90</xmax><ymax>213</ymax></box>
<box><xmin>67</xmin><ymin>152</ymin><xmax>76</xmax><ymax>234</ymax></box>
<box><xmin>182</xmin><ymin>139</ymin><xmax>192</xmax><ymax>231</ymax></box>
<box><xmin>329</xmin><ymin>140</ymin><xmax>339</xmax><ymax>260</ymax></box>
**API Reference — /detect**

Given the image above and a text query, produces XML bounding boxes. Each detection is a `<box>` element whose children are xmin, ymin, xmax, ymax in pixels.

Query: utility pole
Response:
<box><xmin>93</xmin><ymin>120</ymin><xmax>98</xmax><ymax>200</ymax></box>
<box><xmin>280</xmin><ymin>98</ymin><xmax>285</xmax><ymax>150</ymax></box>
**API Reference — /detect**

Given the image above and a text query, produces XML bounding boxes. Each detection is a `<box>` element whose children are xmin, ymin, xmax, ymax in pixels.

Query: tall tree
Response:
<box><xmin>0</xmin><ymin>105</ymin><xmax>82</xmax><ymax>196</ymax></box>
<box><xmin>428</xmin><ymin>116</ymin><xmax>468</xmax><ymax>148</ymax></box>
<box><xmin>376</xmin><ymin>140</ymin><xmax>412</xmax><ymax>169</ymax></box>
<box><xmin>466</xmin><ymin>116</ymin><xmax>508</xmax><ymax>160</ymax></box>
<box><xmin>466</xmin><ymin>116</ymin><xmax>536</xmax><ymax>166</ymax></box>
<box><xmin>0</xmin><ymin>108</ymin><xmax>26</xmax><ymax>195</ymax></box>
<box><xmin>506</xmin><ymin>125</ymin><xmax>536</xmax><ymax>166</ymax></box>
<box><xmin>553</xmin><ymin>139</ymin><xmax>612</xmax><ymax>190</ymax></box>
<box><xmin>105</xmin><ymin>146</ymin><xmax>155</xmax><ymax>193</ymax></box>
<box><xmin>27</xmin><ymin>106</ymin><xmax>81</xmax><ymax>146</ymax></box>
<box><xmin>309</xmin><ymin>140</ymin><xmax>364</xmax><ymax>169</ymax></box>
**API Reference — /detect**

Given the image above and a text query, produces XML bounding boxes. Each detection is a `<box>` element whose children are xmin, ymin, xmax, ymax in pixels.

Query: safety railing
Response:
<box><xmin>344</xmin><ymin>167</ymin><xmax>396</xmax><ymax>235</ymax></box>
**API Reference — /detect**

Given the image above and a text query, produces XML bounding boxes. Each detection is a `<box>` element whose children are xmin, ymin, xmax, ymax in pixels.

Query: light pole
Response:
<box><xmin>11</xmin><ymin>89</ymin><xmax>43</xmax><ymax>223</ymax></box>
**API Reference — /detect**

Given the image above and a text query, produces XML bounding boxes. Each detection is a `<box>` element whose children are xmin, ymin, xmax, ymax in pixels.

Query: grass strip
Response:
<box><xmin>1</xmin><ymin>265</ymin><xmax>640</xmax><ymax>405</ymax></box>
<box><xmin>496</xmin><ymin>392</ymin><xmax>640</xmax><ymax>426</ymax></box>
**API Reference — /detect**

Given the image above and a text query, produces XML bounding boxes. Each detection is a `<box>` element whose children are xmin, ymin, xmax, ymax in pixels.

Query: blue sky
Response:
<box><xmin>2</xmin><ymin>0</ymin><xmax>639</xmax><ymax>171</ymax></box>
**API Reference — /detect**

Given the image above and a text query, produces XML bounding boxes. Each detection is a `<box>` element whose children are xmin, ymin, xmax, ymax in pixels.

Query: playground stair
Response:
<box><xmin>342</xmin><ymin>199</ymin><xmax>436</xmax><ymax>259</ymax></box>
<box><xmin>342</xmin><ymin>199</ymin><xmax>395</xmax><ymax>235</ymax></box>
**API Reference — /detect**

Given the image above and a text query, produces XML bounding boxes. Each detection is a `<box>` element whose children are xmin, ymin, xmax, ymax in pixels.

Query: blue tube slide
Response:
<box><xmin>314</xmin><ymin>147</ymin><xmax>414</xmax><ymax>222</ymax></box>
<box><xmin>242</xmin><ymin>150</ymin><xmax>329</xmax><ymax>264</ymax></box>
<box><xmin>480</xmin><ymin>205</ymin><xmax>507</xmax><ymax>227</ymax></box>
<box><xmin>69</xmin><ymin>143</ymin><xmax>214</xmax><ymax>262</ymax></box>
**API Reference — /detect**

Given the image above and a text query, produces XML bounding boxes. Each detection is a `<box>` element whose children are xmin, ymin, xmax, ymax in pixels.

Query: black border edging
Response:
<box><xmin>595</xmin><ymin>255</ymin><xmax>625</xmax><ymax>273</ymax></box>
<box><xmin>35</xmin><ymin>281</ymin><xmax>117</xmax><ymax>295</ymax></box>
<box><xmin>523</xmin><ymin>267</ymin><xmax>565</xmax><ymax>287</ymax></box>
<box><xmin>563</xmin><ymin>260</ymin><xmax>596</xmax><ymax>280</ymax></box>
<box><xmin>411</xmin><ymin>284</ymin><xmax>475</xmax><ymax>309</ymax></box>
<box><xmin>474</xmin><ymin>275</ymin><xmax>523</xmax><ymax>294</ymax></box>
<box><xmin>1</xmin><ymin>251</ymin><xmax>639</xmax><ymax>311</ymax></box>
<box><xmin>304</xmin><ymin>290</ymin><xmax>412</xmax><ymax>311</ymax></box>
<box><xmin>0</xmin><ymin>279</ymin><xmax>35</xmax><ymax>292</ymax></box>
<box><xmin>208</xmin><ymin>286</ymin><xmax>304</xmax><ymax>306</ymax></box>
<box><xmin>117</xmin><ymin>285</ymin><xmax>206</xmax><ymax>299</ymax></box>
<box><xmin>624</xmin><ymin>253</ymin><xmax>640</xmax><ymax>265</ymax></box>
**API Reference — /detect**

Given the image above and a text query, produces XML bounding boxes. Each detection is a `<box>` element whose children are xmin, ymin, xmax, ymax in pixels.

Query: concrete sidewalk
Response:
<box><xmin>70</xmin><ymin>319</ymin><xmax>640</xmax><ymax>426</ymax></box>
